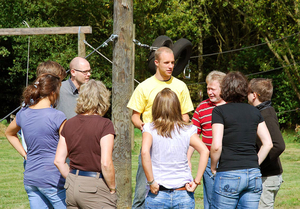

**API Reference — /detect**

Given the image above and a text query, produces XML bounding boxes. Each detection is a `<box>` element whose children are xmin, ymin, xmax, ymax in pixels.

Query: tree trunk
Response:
<box><xmin>112</xmin><ymin>0</ymin><xmax>134</xmax><ymax>208</ymax></box>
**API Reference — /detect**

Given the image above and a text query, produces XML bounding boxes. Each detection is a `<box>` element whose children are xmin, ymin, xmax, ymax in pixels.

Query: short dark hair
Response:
<box><xmin>248</xmin><ymin>78</ymin><xmax>273</xmax><ymax>102</ymax></box>
<box><xmin>221</xmin><ymin>71</ymin><xmax>248</xmax><ymax>103</ymax></box>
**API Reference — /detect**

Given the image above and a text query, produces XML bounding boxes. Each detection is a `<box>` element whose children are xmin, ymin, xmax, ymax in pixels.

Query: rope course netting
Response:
<box><xmin>1</xmin><ymin>28</ymin><xmax>299</xmax><ymax>122</ymax></box>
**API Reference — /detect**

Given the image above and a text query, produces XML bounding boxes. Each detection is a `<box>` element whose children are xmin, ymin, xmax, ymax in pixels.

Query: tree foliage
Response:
<box><xmin>0</xmin><ymin>0</ymin><xmax>299</xmax><ymax>126</ymax></box>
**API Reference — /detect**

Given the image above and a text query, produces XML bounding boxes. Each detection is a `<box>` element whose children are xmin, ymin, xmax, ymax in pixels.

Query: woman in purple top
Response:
<box><xmin>5</xmin><ymin>73</ymin><xmax>67</xmax><ymax>209</ymax></box>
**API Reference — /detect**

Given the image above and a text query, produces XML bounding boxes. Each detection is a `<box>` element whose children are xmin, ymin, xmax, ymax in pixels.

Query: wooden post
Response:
<box><xmin>131</xmin><ymin>24</ymin><xmax>135</xmax><ymax>150</ymax></box>
<box><xmin>112</xmin><ymin>0</ymin><xmax>134</xmax><ymax>208</ymax></box>
<box><xmin>78</xmin><ymin>30</ymin><xmax>86</xmax><ymax>57</ymax></box>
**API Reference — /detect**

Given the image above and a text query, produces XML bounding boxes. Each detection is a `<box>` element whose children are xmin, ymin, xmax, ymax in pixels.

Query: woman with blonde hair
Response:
<box><xmin>5</xmin><ymin>73</ymin><xmax>66</xmax><ymax>208</ymax></box>
<box><xmin>54</xmin><ymin>79</ymin><xmax>117</xmax><ymax>209</ymax></box>
<box><xmin>141</xmin><ymin>88</ymin><xmax>209</xmax><ymax>209</ymax></box>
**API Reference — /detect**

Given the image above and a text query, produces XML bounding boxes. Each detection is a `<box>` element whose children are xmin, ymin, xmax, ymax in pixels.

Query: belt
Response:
<box><xmin>159</xmin><ymin>185</ymin><xmax>186</xmax><ymax>191</ymax></box>
<box><xmin>70</xmin><ymin>169</ymin><xmax>103</xmax><ymax>178</ymax></box>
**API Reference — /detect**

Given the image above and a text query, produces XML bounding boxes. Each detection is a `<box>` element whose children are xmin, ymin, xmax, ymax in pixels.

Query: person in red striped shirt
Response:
<box><xmin>189</xmin><ymin>70</ymin><xmax>226</xmax><ymax>209</ymax></box>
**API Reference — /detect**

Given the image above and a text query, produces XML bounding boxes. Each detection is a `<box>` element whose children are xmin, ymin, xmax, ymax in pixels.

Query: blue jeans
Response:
<box><xmin>211</xmin><ymin>168</ymin><xmax>262</xmax><ymax>209</ymax></box>
<box><xmin>24</xmin><ymin>185</ymin><xmax>66</xmax><ymax>209</ymax></box>
<box><xmin>132</xmin><ymin>152</ymin><xmax>147</xmax><ymax>208</ymax></box>
<box><xmin>145</xmin><ymin>190</ymin><xmax>195</xmax><ymax>209</ymax></box>
<box><xmin>202</xmin><ymin>157</ymin><xmax>214</xmax><ymax>209</ymax></box>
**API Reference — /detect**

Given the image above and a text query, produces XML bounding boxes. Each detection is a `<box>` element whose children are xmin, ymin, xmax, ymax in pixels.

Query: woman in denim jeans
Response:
<box><xmin>210</xmin><ymin>71</ymin><xmax>273</xmax><ymax>209</ymax></box>
<box><xmin>141</xmin><ymin>88</ymin><xmax>209</xmax><ymax>209</ymax></box>
<box><xmin>5</xmin><ymin>73</ymin><xmax>66</xmax><ymax>209</ymax></box>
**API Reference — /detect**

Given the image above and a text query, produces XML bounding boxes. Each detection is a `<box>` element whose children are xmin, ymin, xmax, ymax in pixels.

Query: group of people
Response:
<box><xmin>4</xmin><ymin>46</ymin><xmax>285</xmax><ymax>209</ymax></box>
<box><xmin>5</xmin><ymin>57</ymin><xmax>117</xmax><ymax>209</ymax></box>
<box><xmin>128</xmin><ymin>47</ymin><xmax>285</xmax><ymax>209</ymax></box>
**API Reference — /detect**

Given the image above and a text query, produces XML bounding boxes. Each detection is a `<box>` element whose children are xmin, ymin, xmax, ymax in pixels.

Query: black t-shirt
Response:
<box><xmin>212</xmin><ymin>103</ymin><xmax>264</xmax><ymax>172</ymax></box>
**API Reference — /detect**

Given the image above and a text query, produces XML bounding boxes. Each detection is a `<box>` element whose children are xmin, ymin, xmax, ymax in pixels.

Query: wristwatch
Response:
<box><xmin>147</xmin><ymin>179</ymin><xmax>155</xmax><ymax>186</ymax></box>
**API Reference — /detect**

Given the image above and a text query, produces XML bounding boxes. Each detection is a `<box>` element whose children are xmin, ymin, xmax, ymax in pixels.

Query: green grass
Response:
<box><xmin>132</xmin><ymin>128</ymin><xmax>300</xmax><ymax>209</ymax></box>
<box><xmin>1</xmin><ymin>128</ymin><xmax>300</xmax><ymax>208</ymax></box>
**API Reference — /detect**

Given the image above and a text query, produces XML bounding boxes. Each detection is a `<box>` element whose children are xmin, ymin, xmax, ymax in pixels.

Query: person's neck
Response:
<box><xmin>214</xmin><ymin>100</ymin><xmax>226</xmax><ymax>106</ymax></box>
<box><xmin>71</xmin><ymin>77</ymin><xmax>80</xmax><ymax>90</ymax></box>
<box><xmin>30</xmin><ymin>97</ymin><xmax>52</xmax><ymax>109</ymax></box>
<box><xmin>154</xmin><ymin>73</ymin><xmax>171</xmax><ymax>82</ymax></box>
<box><xmin>254</xmin><ymin>100</ymin><xmax>262</xmax><ymax>107</ymax></box>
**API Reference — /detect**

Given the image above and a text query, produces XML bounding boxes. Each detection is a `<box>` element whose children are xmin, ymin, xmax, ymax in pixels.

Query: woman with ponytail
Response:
<box><xmin>5</xmin><ymin>73</ymin><xmax>67</xmax><ymax>209</ymax></box>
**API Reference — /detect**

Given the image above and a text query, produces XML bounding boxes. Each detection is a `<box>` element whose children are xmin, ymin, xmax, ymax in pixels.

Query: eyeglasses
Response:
<box><xmin>73</xmin><ymin>69</ymin><xmax>92</xmax><ymax>75</ymax></box>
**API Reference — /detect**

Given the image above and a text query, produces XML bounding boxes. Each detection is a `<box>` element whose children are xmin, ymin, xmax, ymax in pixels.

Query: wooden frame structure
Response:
<box><xmin>0</xmin><ymin>26</ymin><xmax>92</xmax><ymax>57</ymax></box>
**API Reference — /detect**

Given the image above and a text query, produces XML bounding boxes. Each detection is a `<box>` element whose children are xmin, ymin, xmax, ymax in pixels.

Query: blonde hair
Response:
<box><xmin>155</xmin><ymin>47</ymin><xmax>173</xmax><ymax>62</ymax></box>
<box><xmin>36</xmin><ymin>61</ymin><xmax>66</xmax><ymax>81</ymax></box>
<box><xmin>75</xmin><ymin>79</ymin><xmax>111</xmax><ymax>116</ymax></box>
<box><xmin>206</xmin><ymin>70</ymin><xmax>226</xmax><ymax>84</ymax></box>
<box><xmin>152</xmin><ymin>88</ymin><xmax>190</xmax><ymax>138</ymax></box>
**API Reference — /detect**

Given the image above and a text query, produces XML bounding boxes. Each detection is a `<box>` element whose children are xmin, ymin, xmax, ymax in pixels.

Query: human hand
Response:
<box><xmin>150</xmin><ymin>181</ymin><xmax>159</xmax><ymax>194</ymax></box>
<box><xmin>140</xmin><ymin>122</ymin><xmax>145</xmax><ymax>131</ymax></box>
<box><xmin>185</xmin><ymin>181</ymin><xmax>197</xmax><ymax>192</ymax></box>
<box><xmin>211</xmin><ymin>168</ymin><xmax>217</xmax><ymax>178</ymax></box>
<box><xmin>109</xmin><ymin>188</ymin><xmax>116</xmax><ymax>194</ymax></box>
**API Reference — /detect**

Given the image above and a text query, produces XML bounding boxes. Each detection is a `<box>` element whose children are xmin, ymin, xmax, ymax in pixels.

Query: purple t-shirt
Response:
<box><xmin>16</xmin><ymin>107</ymin><xmax>66</xmax><ymax>188</ymax></box>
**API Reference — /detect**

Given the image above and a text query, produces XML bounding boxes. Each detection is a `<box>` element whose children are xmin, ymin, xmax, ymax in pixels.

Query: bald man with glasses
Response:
<box><xmin>56</xmin><ymin>57</ymin><xmax>91</xmax><ymax>119</ymax></box>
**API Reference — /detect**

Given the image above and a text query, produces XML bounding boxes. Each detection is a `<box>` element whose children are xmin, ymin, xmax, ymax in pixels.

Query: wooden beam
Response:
<box><xmin>0</xmin><ymin>26</ymin><xmax>92</xmax><ymax>36</ymax></box>
<box><xmin>112</xmin><ymin>0</ymin><xmax>134</xmax><ymax>208</ymax></box>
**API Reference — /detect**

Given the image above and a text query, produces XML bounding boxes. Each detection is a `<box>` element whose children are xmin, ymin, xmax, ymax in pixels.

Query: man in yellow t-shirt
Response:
<box><xmin>127</xmin><ymin>46</ymin><xmax>194</xmax><ymax>208</ymax></box>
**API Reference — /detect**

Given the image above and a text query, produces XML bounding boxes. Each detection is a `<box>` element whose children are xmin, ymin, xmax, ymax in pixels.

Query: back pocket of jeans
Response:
<box><xmin>254</xmin><ymin>177</ymin><xmax>262</xmax><ymax>193</ymax></box>
<box><xmin>218</xmin><ymin>177</ymin><xmax>240</xmax><ymax>196</ymax></box>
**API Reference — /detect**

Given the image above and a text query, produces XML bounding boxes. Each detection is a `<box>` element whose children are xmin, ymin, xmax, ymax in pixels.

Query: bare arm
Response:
<box><xmin>187</xmin><ymin>146</ymin><xmax>195</xmax><ymax>170</ymax></box>
<box><xmin>141</xmin><ymin>132</ymin><xmax>159</xmax><ymax>194</ymax></box>
<box><xmin>210</xmin><ymin>123</ymin><xmax>224</xmax><ymax>174</ymax></box>
<box><xmin>186</xmin><ymin>133</ymin><xmax>209</xmax><ymax>192</ymax></box>
<box><xmin>257</xmin><ymin>122</ymin><xmax>273</xmax><ymax>165</ymax></box>
<box><xmin>5</xmin><ymin>118</ymin><xmax>27</xmax><ymax>159</ymax></box>
<box><xmin>131</xmin><ymin>110</ymin><xmax>144</xmax><ymax>131</ymax></box>
<box><xmin>54</xmin><ymin>135</ymin><xmax>69</xmax><ymax>178</ymax></box>
<box><xmin>100</xmin><ymin>134</ymin><xmax>116</xmax><ymax>194</ymax></box>
<box><xmin>183</xmin><ymin>113</ymin><xmax>194</xmax><ymax>168</ymax></box>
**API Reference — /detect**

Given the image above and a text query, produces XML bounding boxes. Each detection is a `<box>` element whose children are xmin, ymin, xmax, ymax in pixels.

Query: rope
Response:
<box><xmin>276</xmin><ymin>108</ymin><xmax>300</xmax><ymax>115</ymax></box>
<box><xmin>22</xmin><ymin>20</ymin><xmax>30</xmax><ymax>87</ymax></box>
<box><xmin>83</xmin><ymin>37</ymin><xmax>139</xmax><ymax>84</ymax></box>
<box><xmin>0</xmin><ymin>106</ymin><xmax>21</xmax><ymax>122</ymax></box>
<box><xmin>84</xmin><ymin>40</ymin><xmax>113</xmax><ymax>64</ymax></box>
<box><xmin>190</xmin><ymin>31</ymin><xmax>300</xmax><ymax>59</ymax></box>
<box><xmin>133</xmin><ymin>39</ymin><xmax>158</xmax><ymax>51</ymax></box>
<box><xmin>85</xmin><ymin>34</ymin><xmax>118</xmax><ymax>59</ymax></box>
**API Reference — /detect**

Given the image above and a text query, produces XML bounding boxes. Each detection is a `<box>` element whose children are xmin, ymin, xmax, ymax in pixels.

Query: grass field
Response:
<box><xmin>1</xmin><ymin>125</ymin><xmax>300</xmax><ymax>208</ymax></box>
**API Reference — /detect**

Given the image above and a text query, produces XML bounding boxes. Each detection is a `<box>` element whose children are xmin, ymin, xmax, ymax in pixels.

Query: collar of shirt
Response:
<box><xmin>68</xmin><ymin>78</ymin><xmax>79</xmax><ymax>95</ymax></box>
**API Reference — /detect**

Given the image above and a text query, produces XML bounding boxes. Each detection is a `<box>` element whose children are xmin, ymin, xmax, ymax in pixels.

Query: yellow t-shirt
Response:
<box><xmin>127</xmin><ymin>76</ymin><xmax>194</xmax><ymax>123</ymax></box>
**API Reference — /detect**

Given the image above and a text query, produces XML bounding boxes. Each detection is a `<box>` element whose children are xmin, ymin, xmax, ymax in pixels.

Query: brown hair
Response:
<box><xmin>152</xmin><ymin>88</ymin><xmax>190</xmax><ymax>138</ymax></box>
<box><xmin>155</xmin><ymin>47</ymin><xmax>173</xmax><ymax>62</ymax></box>
<box><xmin>75</xmin><ymin>79</ymin><xmax>111</xmax><ymax>116</ymax></box>
<box><xmin>248</xmin><ymin>78</ymin><xmax>273</xmax><ymax>102</ymax></box>
<box><xmin>36</xmin><ymin>61</ymin><xmax>66</xmax><ymax>81</ymax></box>
<box><xmin>221</xmin><ymin>71</ymin><xmax>248</xmax><ymax>103</ymax></box>
<box><xmin>22</xmin><ymin>73</ymin><xmax>61</xmax><ymax>107</ymax></box>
